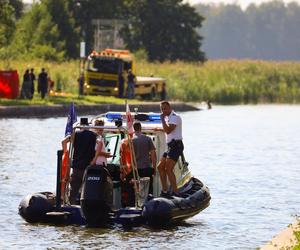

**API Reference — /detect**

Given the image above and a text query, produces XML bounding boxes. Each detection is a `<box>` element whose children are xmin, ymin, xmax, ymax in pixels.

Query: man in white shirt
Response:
<box><xmin>157</xmin><ymin>101</ymin><xmax>184</xmax><ymax>197</ymax></box>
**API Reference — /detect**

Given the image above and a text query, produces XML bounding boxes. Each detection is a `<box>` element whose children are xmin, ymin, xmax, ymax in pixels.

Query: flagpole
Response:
<box><xmin>125</xmin><ymin>100</ymin><xmax>140</xmax><ymax>208</ymax></box>
<box><xmin>62</xmin><ymin>102</ymin><xmax>77</xmax><ymax>205</ymax></box>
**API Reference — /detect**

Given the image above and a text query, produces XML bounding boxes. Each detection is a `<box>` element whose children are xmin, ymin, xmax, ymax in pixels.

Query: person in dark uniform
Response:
<box><xmin>118</xmin><ymin>72</ymin><xmax>124</xmax><ymax>98</ymax></box>
<box><xmin>38</xmin><ymin>68</ymin><xmax>48</xmax><ymax>99</ymax></box>
<box><xmin>77</xmin><ymin>73</ymin><xmax>84</xmax><ymax>96</ymax></box>
<box><xmin>20</xmin><ymin>69</ymin><xmax>31</xmax><ymax>99</ymax></box>
<box><xmin>29</xmin><ymin>68</ymin><xmax>36</xmax><ymax>99</ymax></box>
<box><xmin>126</xmin><ymin>69</ymin><xmax>135</xmax><ymax>99</ymax></box>
<box><xmin>62</xmin><ymin>117</ymin><xmax>97</xmax><ymax>204</ymax></box>
<box><xmin>161</xmin><ymin>82</ymin><xmax>167</xmax><ymax>101</ymax></box>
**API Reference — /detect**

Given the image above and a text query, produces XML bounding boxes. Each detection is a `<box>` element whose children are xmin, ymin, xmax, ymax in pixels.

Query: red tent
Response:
<box><xmin>0</xmin><ymin>70</ymin><xmax>19</xmax><ymax>99</ymax></box>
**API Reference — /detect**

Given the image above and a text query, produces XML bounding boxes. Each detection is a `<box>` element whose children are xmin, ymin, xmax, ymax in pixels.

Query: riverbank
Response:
<box><xmin>2</xmin><ymin>59</ymin><xmax>300</xmax><ymax>104</ymax></box>
<box><xmin>260</xmin><ymin>219</ymin><xmax>300</xmax><ymax>249</ymax></box>
<box><xmin>0</xmin><ymin>102</ymin><xmax>199</xmax><ymax>118</ymax></box>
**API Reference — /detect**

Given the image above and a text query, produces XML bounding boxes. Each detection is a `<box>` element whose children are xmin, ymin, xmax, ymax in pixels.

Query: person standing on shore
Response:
<box><xmin>38</xmin><ymin>68</ymin><xmax>48</xmax><ymax>99</ymax></box>
<box><xmin>126</xmin><ymin>69</ymin><xmax>135</xmax><ymax>99</ymax></box>
<box><xmin>157</xmin><ymin>101</ymin><xmax>184</xmax><ymax>197</ymax></box>
<box><xmin>29</xmin><ymin>68</ymin><xmax>35</xmax><ymax>99</ymax></box>
<box><xmin>20</xmin><ymin>69</ymin><xmax>31</xmax><ymax>99</ymax></box>
<box><xmin>77</xmin><ymin>73</ymin><xmax>84</xmax><ymax>96</ymax></box>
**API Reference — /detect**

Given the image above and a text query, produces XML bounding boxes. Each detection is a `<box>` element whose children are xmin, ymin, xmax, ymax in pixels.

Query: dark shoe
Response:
<box><xmin>160</xmin><ymin>191</ymin><xmax>170</xmax><ymax>198</ymax></box>
<box><xmin>171</xmin><ymin>192</ymin><xmax>187</xmax><ymax>198</ymax></box>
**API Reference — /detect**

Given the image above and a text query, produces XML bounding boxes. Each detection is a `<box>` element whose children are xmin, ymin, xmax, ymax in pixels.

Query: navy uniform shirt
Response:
<box><xmin>72</xmin><ymin>130</ymin><xmax>97</xmax><ymax>169</ymax></box>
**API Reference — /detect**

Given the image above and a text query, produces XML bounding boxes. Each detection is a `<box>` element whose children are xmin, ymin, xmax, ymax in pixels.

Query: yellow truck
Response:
<box><xmin>84</xmin><ymin>49</ymin><xmax>166</xmax><ymax>99</ymax></box>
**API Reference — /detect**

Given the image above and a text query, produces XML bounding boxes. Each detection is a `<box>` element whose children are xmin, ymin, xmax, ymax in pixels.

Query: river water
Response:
<box><xmin>0</xmin><ymin>105</ymin><xmax>299</xmax><ymax>249</ymax></box>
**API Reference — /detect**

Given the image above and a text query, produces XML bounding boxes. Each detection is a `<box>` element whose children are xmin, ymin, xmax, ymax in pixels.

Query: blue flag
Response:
<box><xmin>65</xmin><ymin>102</ymin><xmax>77</xmax><ymax>136</ymax></box>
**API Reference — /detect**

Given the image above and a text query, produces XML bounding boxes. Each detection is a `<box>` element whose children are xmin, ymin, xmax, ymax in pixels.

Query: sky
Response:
<box><xmin>186</xmin><ymin>0</ymin><xmax>300</xmax><ymax>9</ymax></box>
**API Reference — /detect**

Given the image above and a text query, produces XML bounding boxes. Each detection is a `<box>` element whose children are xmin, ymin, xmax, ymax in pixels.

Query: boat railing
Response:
<box><xmin>73</xmin><ymin>125</ymin><xmax>164</xmax><ymax>135</ymax></box>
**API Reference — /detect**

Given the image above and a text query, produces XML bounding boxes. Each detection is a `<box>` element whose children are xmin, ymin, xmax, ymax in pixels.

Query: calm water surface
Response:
<box><xmin>0</xmin><ymin>105</ymin><xmax>299</xmax><ymax>249</ymax></box>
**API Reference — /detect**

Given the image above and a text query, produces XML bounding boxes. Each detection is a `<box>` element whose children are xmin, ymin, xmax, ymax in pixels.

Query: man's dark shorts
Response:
<box><xmin>163</xmin><ymin>139</ymin><xmax>184</xmax><ymax>161</ymax></box>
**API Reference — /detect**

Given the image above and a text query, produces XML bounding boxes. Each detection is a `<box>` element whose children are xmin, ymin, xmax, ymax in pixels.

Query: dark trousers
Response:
<box><xmin>69</xmin><ymin>168</ymin><xmax>85</xmax><ymax>204</ymax></box>
<box><xmin>41</xmin><ymin>90</ymin><xmax>47</xmax><ymax>99</ymax></box>
<box><xmin>125</xmin><ymin>167</ymin><xmax>154</xmax><ymax>207</ymax></box>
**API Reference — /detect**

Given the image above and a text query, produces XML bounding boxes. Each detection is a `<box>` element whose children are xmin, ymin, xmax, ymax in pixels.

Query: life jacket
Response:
<box><xmin>120</xmin><ymin>139</ymin><xmax>132</xmax><ymax>177</ymax></box>
<box><xmin>61</xmin><ymin>151</ymin><xmax>70</xmax><ymax>199</ymax></box>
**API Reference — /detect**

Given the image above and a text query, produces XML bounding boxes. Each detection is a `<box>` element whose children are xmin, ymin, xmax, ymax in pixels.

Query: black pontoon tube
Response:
<box><xmin>56</xmin><ymin>150</ymin><xmax>63</xmax><ymax>209</ymax></box>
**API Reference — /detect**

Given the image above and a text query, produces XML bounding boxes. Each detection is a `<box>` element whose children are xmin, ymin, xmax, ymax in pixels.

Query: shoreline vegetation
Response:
<box><xmin>260</xmin><ymin>219</ymin><xmax>300</xmax><ymax>249</ymax></box>
<box><xmin>1</xmin><ymin>59</ymin><xmax>300</xmax><ymax>105</ymax></box>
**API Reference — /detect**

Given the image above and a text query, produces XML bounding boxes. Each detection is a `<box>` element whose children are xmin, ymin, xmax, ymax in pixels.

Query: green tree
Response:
<box><xmin>44</xmin><ymin>0</ymin><xmax>79</xmax><ymax>58</ymax></box>
<box><xmin>0</xmin><ymin>0</ymin><xmax>15</xmax><ymax>47</ymax></box>
<box><xmin>11</xmin><ymin>0</ymin><xmax>79</xmax><ymax>60</ymax></box>
<box><xmin>11</xmin><ymin>2</ymin><xmax>63</xmax><ymax>60</ymax></box>
<box><xmin>8</xmin><ymin>0</ymin><xmax>23</xmax><ymax>19</ymax></box>
<box><xmin>69</xmin><ymin>0</ymin><xmax>125</xmax><ymax>53</ymax></box>
<box><xmin>0</xmin><ymin>0</ymin><xmax>16</xmax><ymax>64</ymax></box>
<box><xmin>122</xmin><ymin>0</ymin><xmax>206</xmax><ymax>62</ymax></box>
<box><xmin>196</xmin><ymin>1</ymin><xmax>300</xmax><ymax>60</ymax></box>
<box><xmin>199</xmin><ymin>4</ymin><xmax>250</xmax><ymax>59</ymax></box>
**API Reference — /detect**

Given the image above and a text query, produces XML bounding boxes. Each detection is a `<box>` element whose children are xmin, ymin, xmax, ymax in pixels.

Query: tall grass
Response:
<box><xmin>1</xmin><ymin>59</ymin><xmax>300</xmax><ymax>104</ymax></box>
<box><xmin>138</xmin><ymin>60</ymin><xmax>300</xmax><ymax>104</ymax></box>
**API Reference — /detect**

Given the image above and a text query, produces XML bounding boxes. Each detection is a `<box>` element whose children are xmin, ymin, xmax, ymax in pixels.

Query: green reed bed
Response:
<box><xmin>138</xmin><ymin>60</ymin><xmax>300</xmax><ymax>104</ymax></box>
<box><xmin>1</xmin><ymin>59</ymin><xmax>300</xmax><ymax>104</ymax></box>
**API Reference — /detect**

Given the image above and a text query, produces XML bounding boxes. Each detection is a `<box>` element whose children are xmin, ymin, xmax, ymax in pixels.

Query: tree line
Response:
<box><xmin>0</xmin><ymin>0</ymin><xmax>205</xmax><ymax>62</ymax></box>
<box><xmin>195</xmin><ymin>1</ymin><xmax>300</xmax><ymax>60</ymax></box>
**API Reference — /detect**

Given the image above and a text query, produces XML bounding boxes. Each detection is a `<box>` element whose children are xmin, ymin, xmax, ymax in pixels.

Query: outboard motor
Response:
<box><xmin>18</xmin><ymin>192</ymin><xmax>55</xmax><ymax>223</ymax></box>
<box><xmin>80</xmin><ymin>165</ymin><xmax>113</xmax><ymax>226</ymax></box>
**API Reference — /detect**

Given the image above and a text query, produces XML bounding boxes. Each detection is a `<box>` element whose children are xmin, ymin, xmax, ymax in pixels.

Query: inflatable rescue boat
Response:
<box><xmin>18</xmin><ymin>111</ymin><xmax>211</xmax><ymax>227</ymax></box>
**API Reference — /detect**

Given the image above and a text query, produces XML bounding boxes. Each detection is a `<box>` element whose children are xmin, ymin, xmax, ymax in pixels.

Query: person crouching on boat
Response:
<box><xmin>62</xmin><ymin>117</ymin><xmax>97</xmax><ymax>205</ymax></box>
<box><xmin>120</xmin><ymin>136</ymin><xmax>132</xmax><ymax>182</ymax></box>
<box><xmin>119</xmin><ymin>135</ymin><xmax>133</xmax><ymax>206</ymax></box>
<box><xmin>132</xmin><ymin>122</ymin><xmax>157</xmax><ymax>195</ymax></box>
<box><xmin>90</xmin><ymin>119</ymin><xmax>112</xmax><ymax>166</ymax></box>
<box><xmin>120</xmin><ymin>122</ymin><xmax>157</xmax><ymax>206</ymax></box>
<box><xmin>157</xmin><ymin>101</ymin><xmax>184</xmax><ymax>197</ymax></box>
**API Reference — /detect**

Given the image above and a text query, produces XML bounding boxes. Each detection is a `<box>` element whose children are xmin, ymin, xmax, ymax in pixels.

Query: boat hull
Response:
<box><xmin>18</xmin><ymin>177</ymin><xmax>210</xmax><ymax>227</ymax></box>
<box><xmin>142</xmin><ymin>178</ymin><xmax>210</xmax><ymax>226</ymax></box>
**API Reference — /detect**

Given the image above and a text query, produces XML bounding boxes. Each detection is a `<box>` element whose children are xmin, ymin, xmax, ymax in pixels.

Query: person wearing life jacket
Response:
<box><xmin>119</xmin><ymin>135</ymin><xmax>133</xmax><ymax>207</ymax></box>
<box><xmin>120</xmin><ymin>137</ymin><xmax>132</xmax><ymax>181</ymax></box>
<box><xmin>61</xmin><ymin>139</ymin><xmax>70</xmax><ymax>201</ymax></box>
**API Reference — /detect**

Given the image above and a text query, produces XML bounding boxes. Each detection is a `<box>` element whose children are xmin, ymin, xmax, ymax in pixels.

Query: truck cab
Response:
<box><xmin>84</xmin><ymin>49</ymin><xmax>165</xmax><ymax>99</ymax></box>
